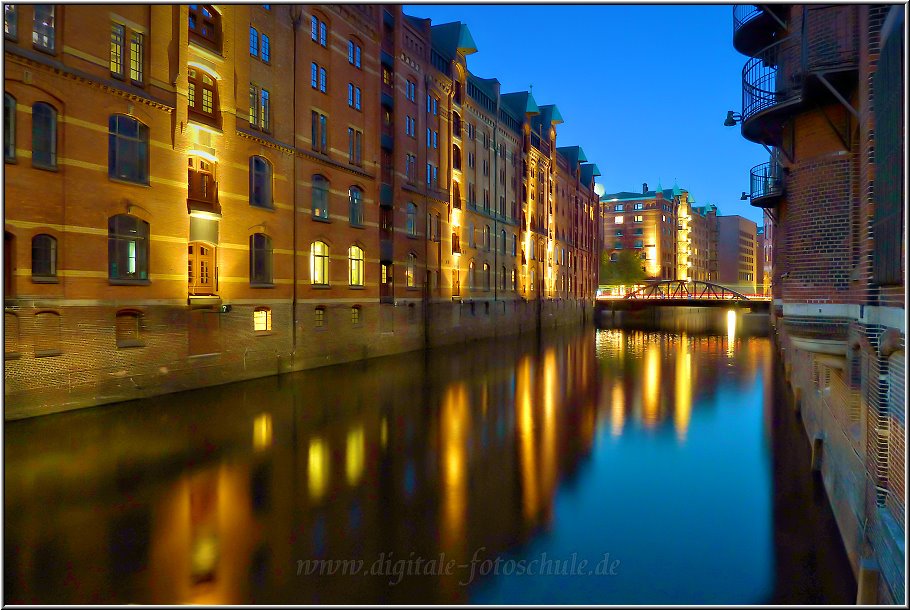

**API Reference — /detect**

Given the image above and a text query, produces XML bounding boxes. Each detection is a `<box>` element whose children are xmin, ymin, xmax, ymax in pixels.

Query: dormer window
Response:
<box><xmin>188</xmin><ymin>5</ymin><xmax>220</xmax><ymax>51</ymax></box>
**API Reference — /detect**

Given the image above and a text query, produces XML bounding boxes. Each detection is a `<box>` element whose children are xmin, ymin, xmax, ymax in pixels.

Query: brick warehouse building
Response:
<box><xmin>3</xmin><ymin>5</ymin><xmax>601</xmax><ymax>419</ymax></box>
<box><xmin>733</xmin><ymin>4</ymin><xmax>904</xmax><ymax>604</ymax></box>
<box><xmin>715</xmin><ymin>214</ymin><xmax>759</xmax><ymax>295</ymax></box>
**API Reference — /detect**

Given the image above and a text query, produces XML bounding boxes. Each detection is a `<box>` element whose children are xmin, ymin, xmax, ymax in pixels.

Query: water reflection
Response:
<box><xmin>4</xmin><ymin>327</ymin><xmax>852</xmax><ymax>604</ymax></box>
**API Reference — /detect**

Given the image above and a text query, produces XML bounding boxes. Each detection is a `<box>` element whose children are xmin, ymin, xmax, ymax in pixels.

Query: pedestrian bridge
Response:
<box><xmin>596</xmin><ymin>280</ymin><xmax>770</xmax><ymax>312</ymax></box>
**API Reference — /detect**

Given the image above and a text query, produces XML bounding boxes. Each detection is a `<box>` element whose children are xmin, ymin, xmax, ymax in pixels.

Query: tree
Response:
<box><xmin>600</xmin><ymin>250</ymin><xmax>648</xmax><ymax>286</ymax></box>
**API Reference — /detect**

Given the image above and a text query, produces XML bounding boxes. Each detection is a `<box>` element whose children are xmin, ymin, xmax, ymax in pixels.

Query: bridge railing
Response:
<box><xmin>623</xmin><ymin>280</ymin><xmax>752</xmax><ymax>301</ymax></box>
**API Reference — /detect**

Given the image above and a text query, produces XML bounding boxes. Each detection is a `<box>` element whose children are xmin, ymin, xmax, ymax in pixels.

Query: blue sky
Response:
<box><xmin>404</xmin><ymin>4</ymin><xmax>766</xmax><ymax>224</ymax></box>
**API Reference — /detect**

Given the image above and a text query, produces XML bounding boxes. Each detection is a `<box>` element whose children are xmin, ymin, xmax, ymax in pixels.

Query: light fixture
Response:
<box><xmin>723</xmin><ymin>110</ymin><xmax>743</xmax><ymax>127</ymax></box>
<box><xmin>740</xmin><ymin>191</ymin><xmax>749</xmax><ymax>200</ymax></box>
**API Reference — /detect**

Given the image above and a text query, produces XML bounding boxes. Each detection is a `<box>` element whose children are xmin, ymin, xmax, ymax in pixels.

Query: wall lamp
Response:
<box><xmin>724</xmin><ymin>111</ymin><xmax>743</xmax><ymax>127</ymax></box>
<box><xmin>740</xmin><ymin>191</ymin><xmax>749</xmax><ymax>200</ymax></box>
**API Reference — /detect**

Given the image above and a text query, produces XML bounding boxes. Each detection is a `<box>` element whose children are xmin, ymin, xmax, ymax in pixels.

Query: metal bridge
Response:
<box><xmin>596</xmin><ymin>280</ymin><xmax>770</xmax><ymax>312</ymax></box>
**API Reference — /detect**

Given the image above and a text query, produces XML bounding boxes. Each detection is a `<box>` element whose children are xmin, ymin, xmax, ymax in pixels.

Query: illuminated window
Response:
<box><xmin>253</xmin><ymin>307</ymin><xmax>272</xmax><ymax>332</ymax></box>
<box><xmin>634</xmin><ymin>215</ymin><xmax>644</xmax><ymax>223</ymax></box>
<box><xmin>311</xmin><ymin>240</ymin><xmax>329</xmax><ymax>285</ymax></box>
<box><xmin>406</xmin><ymin>203</ymin><xmax>417</xmax><ymax>237</ymax></box>
<box><xmin>483</xmin><ymin>263</ymin><xmax>490</xmax><ymax>291</ymax></box>
<box><xmin>110</xmin><ymin>23</ymin><xmax>125</xmax><ymax>76</ymax></box>
<box><xmin>188</xmin><ymin>66</ymin><xmax>218</xmax><ymax>122</ymax></box>
<box><xmin>31</xmin><ymin>234</ymin><xmax>56</xmax><ymax>278</ymax></box>
<box><xmin>32</xmin><ymin>4</ymin><xmax>54</xmax><ymax>52</ymax></box>
<box><xmin>348</xmin><ymin>245</ymin><xmax>364</xmax><ymax>286</ymax></box>
<box><xmin>108</xmin><ymin>214</ymin><xmax>149</xmax><ymax>282</ymax></box>
<box><xmin>130</xmin><ymin>32</ymin><xmax>144</xmax><ymax>83</ymax></box>
<box><xmin>249</xmin><ymin>233</ymin><xmax>273</xmax><ymax>285</ymax></box>
<box><xmin>615</xmin><ymin>215</ymin><xmax>623</xmax><ymax>224</ymax></box>
<box><xmin>311</xmin><ymin>174</ymin><xmax>329</xmax><ymax>219</ymax></box>
<box><xmin>4</xmin><ymin>92</ymin><xmax>15</xmax><ymax>162</ymax></box>
<box><xmin>4</xmin><ymin>4</ymin><xmax>16</xmax><ymax>40</ymax></box>
<box><xmin>31</xmin><ymin>102</ymin><xmax>56</xmax><ymax>169</ymax></box>
<box><xmin>406</xmin><ymin>252</ymin><xmax>416</xmax><ymax>288</ymax></box>
<box><xmin>188</xmin><ymin>4</ymin><xmax>220</xmax><ymax>51</ymax></box>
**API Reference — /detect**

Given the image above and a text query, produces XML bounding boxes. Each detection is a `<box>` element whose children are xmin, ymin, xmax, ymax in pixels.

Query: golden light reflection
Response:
<box><xmin>345</xmin><ymin>425</ymin><xmax>365</xmax><ymax>486</ymax></box>
<box><xmin>308</xmin><ymin>438</ymin><xmax>328</xmax><ymax>501</ymax></box>
<box><xmin>541</xmin><ymin>349</ymin><xmax>557</xmax><ymax>501</ymax></box>
<box><xmin>252</xmin><ymin>413</ymin><xmax>272</xmax><ymax>452</ymax></box>
<box><xmin>642</xmin><ymin>344</ymin><xmax>660</xmax><ymax>427</ymax></box>
<box><xmin>516</xmin><ymin>356</ymin><xmax>539</xmax><ymax>521</ymax></box>
<box><xmin>674</xmin><ymin>338</ymin><xmax>692</xmax><ymax>442</ymax></box>
<box><xmin>441</xmin><ymin>382</ymin><xmax>469</xmax><ymax>554</ymax></box>
<box><xmin>380</xmin><ymin>417</ymin><xmax>388</xmax><ymax>450</ymax></box>
<box><xmin>727</xmin><ymin>309</ymin><xmax>737</xmax><ymax>357</ymax></box>
<box><xmin>611</xmin><ymin>381</ymin><xmax>625</xmax><ymax>437</ymax></box>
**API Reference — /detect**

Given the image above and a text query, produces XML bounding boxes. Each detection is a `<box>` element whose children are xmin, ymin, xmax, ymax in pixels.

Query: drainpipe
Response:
<box><xmin>289</xmin><ymin>7</ymin><xmax>302</xmax><ymax>362</ymax></box>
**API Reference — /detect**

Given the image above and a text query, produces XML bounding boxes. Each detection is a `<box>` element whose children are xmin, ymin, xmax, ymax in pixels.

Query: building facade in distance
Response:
<box><xmin>716</xmin><ymin>214</ymin><xmax>759</xmax><ymax>294</ymax></box>
<box><xmin>733</xmin><ymin>3</ymin><xmax>904</xmax><ymax>603</ymax></box>
<box><xmin>3</xmin><ymin>4</ymin><xmax>600</xmax><ymax>419</ymax></box>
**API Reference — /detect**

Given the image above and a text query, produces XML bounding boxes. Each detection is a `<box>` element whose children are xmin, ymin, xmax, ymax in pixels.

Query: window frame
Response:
<box><xmin>311</xmin><ymin>174</ymin><xmax>329</xmax><ymax>219</ymax></box>
<box><xmin>32</xmin><ymin>4</ymin><xmax>54</xmax><ymax>53</ymax></box>
<box><xmin>4</xmin><ymin>92</ymin><xmax>16</xmax><ymax>162</ymax></box>
<box><xmin>31</xmin><ymin>233</ymin><xmax>57</xmax><ymax>280</ymax></box>
<box><xmin>187</xmin><ymin>66</ymin><xmax>219</xmax><ymax>124</ymax></box>
<box><xmin>108</xmin><ymin>114</ymin><xmax>150</xmax><ymax>185</ymax></box>
<box><xmin>249</xmin><ymin>232</ymin><xmax>274</xmax><ymax>286</ymax></box>
<box><xmin>188</xmin><ymin>4</ymin><xmax>221</xmax><ymax>52</ymax></box>
<box><xmin>31</xmin><ymin>102</ymin><xmax>56</xmax><ymax>169</ymax></box>
<box><xmin>311</xmin><ymin>240</ymin><xmax>329</xmax><ymax>285</ymax></box>
<box><xmin>108</xmin><ymin>214</ymin><xmax>150</xmax><ymax>283</ymax></box>
<box><xmin>348</xmin><ymin>244</ymin><xmax>364</xmax><ymax>286</ymax></box>
<box><xmin>253</xmin><ymin>307</ymin><xmax>272</xmax><ymax>333</ymax></box>
<box><xmin>249</xmin><ymin>155</ymin><xmax>273</xmax><ymax>209</ymax></box>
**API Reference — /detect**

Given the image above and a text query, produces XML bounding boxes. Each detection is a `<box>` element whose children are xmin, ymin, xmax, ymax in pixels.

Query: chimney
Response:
<box><xmin>642</xmin><ymin>182</ymin><xmax>648</xmax><ymax>194</ymax></box>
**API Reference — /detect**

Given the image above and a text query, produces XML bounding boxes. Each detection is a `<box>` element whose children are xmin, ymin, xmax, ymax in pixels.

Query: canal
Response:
<box><xmin>4</xmin><ymin>323</ymin><xmax>855</xmax><ymax>604</ymax></box>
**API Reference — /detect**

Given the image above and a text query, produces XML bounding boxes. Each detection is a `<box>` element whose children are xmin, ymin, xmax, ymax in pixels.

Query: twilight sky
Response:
<box><xmin>404</xmin><ymin>3</ymin><xmax>766</xmax><ymax>224</ymax></box>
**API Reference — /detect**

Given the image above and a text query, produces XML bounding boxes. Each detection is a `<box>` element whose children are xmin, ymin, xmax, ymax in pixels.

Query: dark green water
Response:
<box><xmin>4</xmin><ymin>325</ymin><xmax>855</xmax><ymax>604</ymax></box>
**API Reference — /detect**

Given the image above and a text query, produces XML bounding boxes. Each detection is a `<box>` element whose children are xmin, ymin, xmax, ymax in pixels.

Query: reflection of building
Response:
<box><xmin>3</xmin><ymin>5</ymin><xmax>600</xmax><ymax>419</ymax></box>
<box><xmin>732</xmin><ymin>4</ymin><xmax>904</xmax><ymax>603</ymax></box>
<box><xmin>715</xmin><ymin>215</ymin><xmax>758</xmax><ymax>294</ymax></box>
<box><xmin>756</xmin><ymin>223</ymin><xmax>771</xmax><ymax>297</ymax></box>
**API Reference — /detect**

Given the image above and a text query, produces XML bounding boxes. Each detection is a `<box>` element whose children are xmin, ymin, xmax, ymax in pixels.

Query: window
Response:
<box><xmin>320</xmin><ymin>67</ymin><xmax>327</xmax><ymax>92</ymax></box>
<box><xmin>405</xmin><ymin>153</ymin><xmax>416</xmax><ymax>181</ymax></box>
<box><xmin>468</xmin><ymin>222</ymin><xmax>475</xmax><ymax>248</ymax></box>
<box><xmin>382</xmin><ymin>66</ymin><xmax>393</xmax><ymax>87</ymax></box>
<box><xmin>314</xmin><ymin>306</ymin><xmax>326</xmax><ymax>327</ymax></box>
<box><xmin>108</xmin><ymin>115</ymin><xmax>149</xmax><ymax>184</ymax></box>
<box><xmin>188</xmin><ymin>4</ymin><xmax>220</xmax><ymax>50</ymax></box>
<box><xmin>501</xmin><ymin>229</ymin><xmax>506</xmax><ymax>254</ymax></box>
<box><xmin>115</xmin><ymin>310</ymin><xmax>143</xmax><ymax>348</ymax></box>
<box><xmin>615</xmin><ymin>215</ymin><xmax>623</xmax><ymax>224</ymax></box>
<box><xmin>188</xmin><ymin>66</ymin><xmax>218</xmax><ymax>121</ymax></box>
<box><xmin>349</xmin><ymin>186</ymin><xmax>363</xmax><ymax>226</ymax></box>
<box><xmin>348</xmin><ymin>40</ymin><xmax>361</xmax><ymax>68</ymax></box>
<box><xmin>405</xmin><ymin>115</ymin><xmax>415</xmax><ymax>137</ymax></box>
<box><xmin>130</xmin><ymin>32</ymin><xmax>144</xmax><ymax>83</ymax></box>
<box><xmin>311</xmin><ymin>174</ymin><xmax>329</xmax><ymax>219</ymax></box>
<box><xmin>347</xmin><ymin>128</ymin><xmax>362</xmax><ymax>166</ymax></box>
<box><xmin>253</xmin><ymin>307</ymin><xmax>272</xmax><ymax>332</ymax></box>
<box><xmin>311</xmin><ymin>240</ymin><xmax>329</xmax><ymax>285</ymax></box>
<box><xmin>348</xmin><ymin>245</ymin><xmax>364</xmax><ymax>286</ymax></box>
<box><xmin>614</xmin><ymin>242</ymin><xmax>622</xmax><ymax>250</ymax></box>
<box><xmin>634</xmin><ymin>228</ymin><xmax>643</xmax><ymax>236</ymax></box>
<box><xmin>347</xmin><ymin>84</ymin><xmax>362</xmax><ymax>110</ymax></box>
<box><xmin>311</xmin><ymin>63</ymin><xmax>326</xmax><ymax>92</ymax></box>
<box><xmin>249</xmin><ymin>233</ymin><xmax>273</xmax><ymax>285</ymax></box>
<box><xmin>108</xmin><ymin>214</ymin><xmax>149</xmax><ymax>281</ymax></box>
<box><xmin>483</xmin><ymin>225</ymin><xmax>490</xmax><ymax>251</ymax></box>
<box><xmin>406</xmin><ymin>79</ymin><xmax>416</xmax><ymax>101</ymax></box>
<box><xmin>4</xmin><ymin>4</ymin><xmax>16</xmax><ymax>40</ymax></box>
<box><xmin>31</xmin><ymin>103</ymin><xmax>56</xmax><ymax>169</ymax></box>
<box><xmin>249</xmin><ymin>156</ymin><xmax>272</xmax><ymax>208</ymax></box>
<box><xmin>4</xmin><ymin>92</ymin><xmax>14</xmax><ymax>162</ymax></box>
<box><xmin>311</xmin><ymin>111</ymin><xmax>327</xmax><ymax>154</ymax></box>
<box><xmin>615</xmin><ymin>230</ymin><xmax>623</xmax><ymax>236</ymax></box>
<box><xmin>483</xmin><ymin>263</ymin><xmax>490</xmax><ymax>291</ymax></box>
<box><xmin>406</xmin><ymin>253</ymin><xmax>416</xmax><ymax>288</ymax></box>
<box><xmin>32</xmin><ymin>4</ymin><xmax>53</xmax><ymax>52</ymax></box>
<box><xmin>111</xmin><ymin>23</ymin><xmax>125</xmax><ymax>77</ymax></box>
<box><xmin>406</xmin><ymin>202</ymin><xmax>417</xmax><ymax>237</ymax></box>
<box><xmin>249</xmin><ymin>26</ymin><xmax>258</xmax><ymax>56</ymax></box>
<box><xmin>634</xmin><ymin>215</ymin><xmax>644</xmax><ymax>223</ymax></box>
<box><xmin>351</xmin><ymin>305</ymin><xmax>361</xmax><ymax>325</ymax></box>
<box><xmin>634</xmin><ymin>240</ymin><xmax>643</xmax><ymax>248</ymax></box>
<box><xmin>511</xmin><ymin>268</ymin><xmax>517</xmax><ymax>290</ymax></box>
<box><xmin>634</xmin><ymin>203</ymin><xmax>644</xmax><ymax>210</ymax></box>
<box><xmin>31</xmin><ymin>234</ymin><xmax>56</xmax><ymax>278</ymax></box>
<box><xmin>512</xmin><ymin>234</ymin><xmax>517</xmax><ymax>257</ymax></box>
<box><xmin>248</xmin><ymin>84</ymin><xmax>270</xmax><ymax>131</ymax></box>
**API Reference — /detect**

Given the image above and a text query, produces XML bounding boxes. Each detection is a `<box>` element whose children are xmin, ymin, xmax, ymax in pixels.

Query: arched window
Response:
<box><xmin>500</xmin><ymin>229</ymin><xmax>506</xmax><ymax>254</ymax></box>
<box><xmin>453</xmin><ymin>145</ymin><xmax>461</xmax><ymax>170</ymax></box>
<box><xmin>406</xmin><ymin>252</ymin><xmax>416</xmax><ymax>288</ymax></box>
<box><xmin>188</xmin><ymin>66</ymin><xmax>218</xmax><ymax>123</ymax></box>
<box><xmin>311</xmin><ymin>240</ymin><xmax>329</xmax><ymax>285</ymax></box>
<box><xmin>115</xmin><ymin>310</ymin><xmax>143</xmax><ymax>348</ymax></box>
<box><xmin>501</xmin><ymin>266</ymin><xmax>506</xmax><ymax>291</ymax></box>
<box><xmin>349</xmin><ymin>186</ymin><xmax>363</xmax><ymax>226</ymax></box>
<box><xmin>400</xmin><ymin>202</ymin><xmax>415</xmax><ymax>238</ymax></box>
<box><xmin>249</xmin><ymin>233</ymin><xmax>273</xmax><ymax>285</ymax></box>
<box><xmin>253</xmin><ymin>306</ymin><xmax>272</xmax><ymax>332</ymax></box>
<box><xmin>484</xmin><ymin>225</ymin><xmax>491</xmax><ymax>251</ymax></box>
<box><xmin>483</xmin><ymin>263</ymin><xmax>490</xmax><ymax>291</ymax></box>
<box><xmin>347</xmin><ymin>39</ymin><xmax>361</xmax><ymax>68</ymax></box>
<box><xmin>31</xmin><ymin>234</ymin><xmax>56</xmax><ymax>278</ymax></box>
<box><xmin>348</xmin><ymin>245</ymin><xmax>363</xmax><ymax>286</ymax></box>
<box><xmin>108</xmin><ymin>115</ymin><xmax>149</xmax><ymax>184</ymax></box>
<box><xmin>249</xmin><ymin>156</ymin><xmax>272</xmax><ymax>208</ymax></box>
<box><xmin>452</xmin><ymin>112</ymin><xmax>461</xmax><ymax>137</ymax></box>
<box><xmin>188</xmin><ymin>4</ymin><xmax>221</xmax><ymax>51</ymax></box>
<box><xmin>610</xmin><ymin>252</ymin><xmax>618</xmax><ymax>262</ymax></box>
<box><xmin>27</xmin><ymin>101</ymin><xmax>53</xmax><ymax>165</ymax></box>
<box><xmin>4</xmin><ymin>93</ymin><xmax>15</xmax><ymax>162</ymax></box>
<box><xmin>312</xmin><ymin>174</ymin><xmax>329</xmax><ymax>219</ymax></box>
<box><xmin>108</xmin><ymin>214</ymin><xmax>149</xmax><ymax>281</ymax></box>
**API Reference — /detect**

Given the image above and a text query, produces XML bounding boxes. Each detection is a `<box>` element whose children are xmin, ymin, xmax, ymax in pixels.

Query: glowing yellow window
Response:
<box><xmin>253</xmin><ymin>307</ymin><xmax>271</xmax><ymax>332</ymax></box>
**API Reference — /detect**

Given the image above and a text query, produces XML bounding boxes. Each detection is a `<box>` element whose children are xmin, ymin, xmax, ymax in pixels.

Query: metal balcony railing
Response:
<box><xmin>733</xmin><ymin>5</ymin><xmax>763</xmax><ymax>35</ymax></box>
<box><xmin>749</xmin><ymin>159</ymin><xmax>783</xmax><ymax>206</ymax></box>
<box><xmin>742</xmin><ymin>35</ymin><xmax>803</xmax><ymax>123</ymax></box>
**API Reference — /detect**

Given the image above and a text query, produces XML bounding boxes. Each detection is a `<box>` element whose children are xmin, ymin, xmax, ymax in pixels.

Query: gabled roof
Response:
<box><xmin>537</xmin><ymin>104</ymin><xmax>564</xmax><ymax>125</ymax></box>
<box><xmin>501</xmin><ymin>91</ymin><xmax>539</xmax><ymax>116</ymax></box>
<box><xmin>580</xmin><ymin>163</ymin><xmax>601</xmax><ymax>184</ymax></box>
<box><xmin>430</xmin><ymin>21</ymin><xmax>477</xmax><ymax>58</ymax></box>
<box><xmin>556</xmin><ymin>145</ymin><xmax>587</xmax><ymax>168</ymax></box>
<box><xmin>467</xmin><ymin>72</ymin><xmax>498</xmax><ymax>102</ymax></box>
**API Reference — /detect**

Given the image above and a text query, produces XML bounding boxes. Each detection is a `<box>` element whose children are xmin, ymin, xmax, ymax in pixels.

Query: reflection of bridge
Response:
<box><xmin>596</xmin><ymin>280</ymin><xmax>770</xmax><ymax>312</ymax></box>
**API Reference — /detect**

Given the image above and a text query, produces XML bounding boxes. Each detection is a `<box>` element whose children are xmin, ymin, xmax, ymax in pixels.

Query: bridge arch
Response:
<box><xmin>624</xmin><ymin>280</ymin><xmax>751</xmax><ymax>301</ymax></box>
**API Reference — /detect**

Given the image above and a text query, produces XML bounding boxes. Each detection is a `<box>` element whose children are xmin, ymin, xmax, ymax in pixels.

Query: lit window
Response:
<box><xmin>634</xmin><ymin>215</ymin><xmax>644</xmax><ymax>223</ymax></box>
<box><xmin>130</xmin><ymin>32</ymin><xmax>144</xmax><ymax>83</ymax></box>
<box><xmin>32</xmin><ymin>4</ymin><xmax>54</xmax><ymax>52</ymax></box>
<box><xmin>615</xmin><ymin>215</ymin><xmax>623</xmax><ymax>224</ymax></box>
<box><xmin>110</xmin><ymin>23</ymin><xmax>125</xmax><ymax>76</ymax></box>
<box><xmin>4</xmin><ymin>4</ymin><xmax>17</xmax><ymax>40</ymax></box>
<box><xmin>406</xmin><ymin>253</ymin><xmax>416</xmax><ymax>287</ymax></box>
<box><xmin>349</xmin><ymin>245</ymin><xmax>364</xmax><ymax>286</ymax></box>
<box><xmin>311</xmin><ymin>240</ymin><xmax>329</xmax><ymax>285</ymax></box>
<box><xmin>253</xmin><ymin>307</ymin><xmax>272</xmax><ymax>332</ymax></box>
<box><xmin>108</xmin><ymin>214</ymin><xmax>149</xmax><ymax>281</ymax></box>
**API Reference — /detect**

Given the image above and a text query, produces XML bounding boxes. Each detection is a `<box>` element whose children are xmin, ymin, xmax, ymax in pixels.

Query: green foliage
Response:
<box><xmin>600</xmin><ymin>250</ymin><xmax>647</xmax><ymax>286</ymax></box>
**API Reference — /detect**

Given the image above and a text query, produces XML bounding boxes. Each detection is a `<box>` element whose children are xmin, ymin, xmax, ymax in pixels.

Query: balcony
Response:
<box><xmin>379</xmin><ymin>183</ymin><xmax>393</xmax><ymax>207</ymax></box>
<box><xmin>732</xmin><ymin>5</ymin><xmax>788</xmax><ymax>57</ymax></box>
<box><xmin>749</xmin><ymin>159</ymin><xmax>783</xmax><ymax>208</ymax></box>
<box><xmin>187</xmin><ymin>172</ymin><xmax>221</xmax><ymax>216</ymax></box>
<box><xmin>740</xmin><ymin>6</ymin><xmax>859</xmax><ymax>146</ymax></box>
<box><xmin>452</xmin><ymin>233</ymin><xmax>461</xmax><ymax>255</ymax></box>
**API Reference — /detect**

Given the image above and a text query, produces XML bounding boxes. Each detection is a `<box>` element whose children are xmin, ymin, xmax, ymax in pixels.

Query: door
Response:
<box><xmin>188</xmin><ymin>241</ymin><xmax>216</xmax><ymax>295</ymax></box>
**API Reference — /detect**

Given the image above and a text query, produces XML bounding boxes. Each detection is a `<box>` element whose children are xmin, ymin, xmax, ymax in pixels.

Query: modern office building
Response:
<box><xmin>732</xmin><ymin>4</ymin><xmax>904</xmax><ymax>603</ymax></box>
<box><xmin>716</xmin><ymin>214</ymin><xmax>759</xmax><ymax>294</ymax></box>
<box><xmin>3</xmin><ymin>5</ymin><xmax>600</xmax><ymax>418</ymax></box>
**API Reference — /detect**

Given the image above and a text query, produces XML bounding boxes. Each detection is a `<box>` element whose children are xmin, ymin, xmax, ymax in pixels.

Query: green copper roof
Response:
<box><xmin>430</xmin><ymin>21</ymin><xmax>477</xmax><ymax>58</ymax></box>
<box><xmin>580</xmin><ymin>163</ymin><xmax>601</xmax><ymax>183</ymax></box>
<box><xmin>501</xmin><ymin>91</ymin><xmax>539</xmax><ymax>116</ymax></box>
<box><xmin>556</xmin><ymin>145</ymin><xmax>587</xmax><ymax>166</ymax></box>
<box><xmin>538</xmin><ymin>104</ymin><xmax>564</xmax><ymax>125</ymax></box>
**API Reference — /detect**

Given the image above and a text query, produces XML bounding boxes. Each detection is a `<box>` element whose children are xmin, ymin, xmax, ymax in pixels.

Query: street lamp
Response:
<box><xmin>723</xmin><ymin>110</ymin><xmax>743</xmax><ymax>127</ymax></box>
<box><xmin>740</xmin><ymin>191</ymin><xmax>749</xmax><ymax>200</ymax></box>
